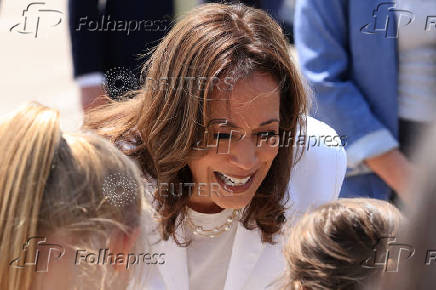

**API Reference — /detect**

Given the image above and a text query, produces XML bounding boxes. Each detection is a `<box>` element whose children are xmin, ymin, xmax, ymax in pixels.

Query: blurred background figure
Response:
<box><xmin>294</xmin><ymin>0</ymin><xmax>436</xmax><ymax>202</ymax></box>
<box><xmin>68</xmin><ymin>0</ymin><xmax>174</xmax><ymax>111</ymax></box>
<box><xmin>203</xmin><ymin>0</ymin><xmax>295</xmax><ymax>43</ymax></box>
<box><xmin>370</xmin><ymin>123</ymin><xmax>436</xmax><ymax>290</ymax></box>
<box><xmin>1</xmin><ymin>0</ymin><xmax>198</xmax><ymax>132</ymax></box>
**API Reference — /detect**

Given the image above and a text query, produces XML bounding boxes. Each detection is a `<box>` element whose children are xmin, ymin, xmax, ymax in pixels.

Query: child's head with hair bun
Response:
<box><xmin>283</xmin><ymin>198</ymin><xmax>401</xmax><ymax>290</ymax></box>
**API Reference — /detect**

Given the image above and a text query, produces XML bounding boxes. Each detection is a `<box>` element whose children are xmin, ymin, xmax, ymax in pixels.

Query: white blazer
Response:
<box><xmin>129</xmin><ymin>117</ymin><xmax>347</xmax><ymax>290</ymax></box>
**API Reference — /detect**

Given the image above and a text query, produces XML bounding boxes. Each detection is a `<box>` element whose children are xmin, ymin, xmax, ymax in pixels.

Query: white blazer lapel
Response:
<box><xmin>141</xmin><ymin>188</ymin><xmax>190</xmax><ymax>290</ymax></box>
<box><xmin>150</xmin><ymin>228</ymin><xmax>189</xmax><ymax>290</ymax></box>
<box><xmin>223</xmin><ymin>224</ymin><xmax>266</xmax><ymax>290</ymax></box>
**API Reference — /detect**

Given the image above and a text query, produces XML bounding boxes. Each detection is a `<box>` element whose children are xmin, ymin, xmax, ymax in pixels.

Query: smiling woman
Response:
<box><xmin>84</xmin><ymin>3</ymin><xmax>346</xmax><ymax>290</ymax></box>
<box><xmin>85</xmin><ymin>3</ymin><xmax>306</xmax><ymax>245</ymax></box>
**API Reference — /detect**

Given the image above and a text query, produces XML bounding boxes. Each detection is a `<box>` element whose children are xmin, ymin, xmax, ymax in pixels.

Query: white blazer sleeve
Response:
<box><xmin>286</xmin><ymin>117</ymin><xmax>347</xmax><ymax>221</ymax></box>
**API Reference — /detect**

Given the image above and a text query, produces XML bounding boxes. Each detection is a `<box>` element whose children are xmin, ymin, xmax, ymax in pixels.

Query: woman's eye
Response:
<box><xmin>213</xmin><ymin>133</ymin><xmax>232</xmax><ymax>139</ymax></box>
<box><xmin>258</xmin><ymin>131</ymin><xmax>278</xmax><ymax>138</ymax></box>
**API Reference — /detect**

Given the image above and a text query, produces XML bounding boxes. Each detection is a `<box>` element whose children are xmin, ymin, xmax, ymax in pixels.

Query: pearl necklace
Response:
<box><xmin>186</xmin><ymin>209</ymin><xmax>240</xmax><ymax>238</ymax></box>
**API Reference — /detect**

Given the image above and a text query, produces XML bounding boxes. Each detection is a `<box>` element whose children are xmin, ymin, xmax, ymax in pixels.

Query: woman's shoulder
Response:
<box><xmin>287</xmin><ymin>116</ymin><xmax>347</xmax><ymax>220</ymax></box>
<box><xmin>295</xmin><ymin>116</ymin><xmax>346</xmax><ymax>167</ymax></box>
<box><xmin>293</xmin><ymin>116</ymin><xmax>346</xmax><ymax>178</ymax></box>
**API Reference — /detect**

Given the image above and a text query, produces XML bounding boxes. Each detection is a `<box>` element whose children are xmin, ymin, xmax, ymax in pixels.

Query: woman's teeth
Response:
<box><xmin>215</xmin><ymin>172</ymin><xmax>251</xmax><ymax>186</ymax></box>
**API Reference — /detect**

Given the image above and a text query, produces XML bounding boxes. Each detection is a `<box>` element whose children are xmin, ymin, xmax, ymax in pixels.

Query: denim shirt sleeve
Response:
<box><xmin>294</xmin><ymin>0</ymin><xmax>398</xmax><ymax>169</ymax></box>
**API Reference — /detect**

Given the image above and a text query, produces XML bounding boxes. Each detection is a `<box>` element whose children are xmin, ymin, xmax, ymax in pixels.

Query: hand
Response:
<box><xmin>80</xmin><ymin>85</ymin><xmax>108</xmax><ymax>112</ymax></box>
<box><xmin>365</xmin><ymin>149</ymin><xmax>415</xmax><ymax>200</ymax></box>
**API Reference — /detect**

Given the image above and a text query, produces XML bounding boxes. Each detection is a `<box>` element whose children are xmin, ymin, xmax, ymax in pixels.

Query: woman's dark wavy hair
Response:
<box><xmin>85</xmin><ymin>3</ymin><xmax>309</xmax><ymax>245</ymax></box>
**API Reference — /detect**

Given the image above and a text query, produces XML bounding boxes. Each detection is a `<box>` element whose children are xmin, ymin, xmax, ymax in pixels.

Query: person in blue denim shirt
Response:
<box><xmin>293</xmin><ymin>0</ymin><xmax>436</xmax><ymax>201</ymax></box>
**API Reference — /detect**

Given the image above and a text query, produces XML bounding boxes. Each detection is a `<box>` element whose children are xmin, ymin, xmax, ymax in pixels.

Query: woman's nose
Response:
<box><xmin>228</xmin><ymin>137</ymin><xmax>258</xmax><ymax>171</ymax></box>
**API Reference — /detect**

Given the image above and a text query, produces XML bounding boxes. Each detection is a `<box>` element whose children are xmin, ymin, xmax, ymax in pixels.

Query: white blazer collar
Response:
<box><xmin>150</xmin><ymin>216</ymin><xmax>268</xmax><ymax>290</ymax></box>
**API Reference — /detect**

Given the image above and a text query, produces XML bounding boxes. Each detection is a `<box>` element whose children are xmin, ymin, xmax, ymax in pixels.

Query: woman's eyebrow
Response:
<box><xmin>259</xmin><ymin>119</ymin><xmax>279</xmax><ymax>126</ymax></box>
<box><xmin>207</xmin><ymin>118</ymin><xmax>279</xmax><ymax>127</ymax></box>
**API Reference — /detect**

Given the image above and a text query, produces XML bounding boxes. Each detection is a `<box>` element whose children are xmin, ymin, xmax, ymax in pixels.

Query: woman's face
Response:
<box><xmin>188</xmin><ymin>72</ymin><xmax>280</xmax><ymax>212</ymax></box>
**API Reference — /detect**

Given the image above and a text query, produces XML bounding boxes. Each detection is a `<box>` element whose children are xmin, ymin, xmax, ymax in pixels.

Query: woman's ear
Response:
<box><xmin>109</xmin><ymin>227</ymin><xmax>140</xmax><ymax>272</ymax></box>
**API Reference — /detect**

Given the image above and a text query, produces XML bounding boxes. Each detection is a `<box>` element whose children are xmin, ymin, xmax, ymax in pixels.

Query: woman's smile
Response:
<box><xmin>213</xmin><ymin>170</ymin><xmax>256</xmax><ymax>193</ymax></box>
